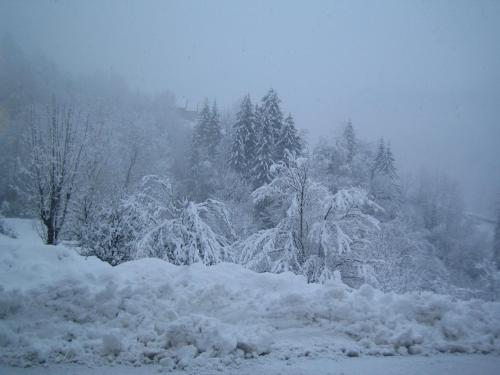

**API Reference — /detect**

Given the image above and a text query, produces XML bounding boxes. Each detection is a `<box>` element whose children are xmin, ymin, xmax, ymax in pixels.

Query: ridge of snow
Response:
<box><xmin>1</xmin><ymin>219</ymin><xmax>499</xmax><ymax>370</ymax></box>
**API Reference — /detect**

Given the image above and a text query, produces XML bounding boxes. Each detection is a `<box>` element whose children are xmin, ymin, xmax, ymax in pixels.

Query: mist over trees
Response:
<box><xmin>0</xmin><ymin>37</ymin><xmax>498</xmax><ymax>301</ymax></box>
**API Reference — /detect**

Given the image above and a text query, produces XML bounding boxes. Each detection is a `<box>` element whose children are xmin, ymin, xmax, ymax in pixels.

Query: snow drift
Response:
<box><xmin>0</xmin><ymin>219</ymin><xmax>499</xmax><ymax>369</ymax></box>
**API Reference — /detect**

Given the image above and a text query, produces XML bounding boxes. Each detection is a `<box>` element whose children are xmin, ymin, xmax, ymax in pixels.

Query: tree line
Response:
<box><xmin>1</xmin><ymin>37</ymin><xmax>499</xmax><ymax>300</ymax></box>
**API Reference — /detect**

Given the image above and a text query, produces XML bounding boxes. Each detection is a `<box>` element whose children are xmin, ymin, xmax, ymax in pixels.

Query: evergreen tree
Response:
<box><xmin>260</xmin><ymin>88</ymin><xmax>284</xmax><ymax>159</ymax></box>
<box><xmin>384</xmin><ymin>142</ymin><xmax>397</xmax><ymax>179</ymax></box>
<box><xmin>370</xmin><ymin>138</ymin><xmax>400</xmax><ymax>218</ymax></box>
<box><xmin>276</xmin><ymin>113</ymin><xmax>302</xmax><ymax>163</ymax></box>
<box><xmin>206</xmin><ymin>101</ymin><xmax>222</xmax><ymax>159</ymax></box>
<box><xmin>343</xmin><ymin>119</ymin><xmax>356</xmax><ymax>164</ymax></box>
<box><xmin>251</xmin><ymin>105</ymin><xmax>274</xmax><ymax>188</ymax></box>
<box><xmin>188</xmin><ymin>99</ymin><xmax>221</xmax><ymax>201</ymax></box>
<box><xmin>191</xmin><ymin>99</ymin><xmax>222</xmax><ymax>162</ymax></box>
<box><xmin>371</xmin><ymin>138</ymin><xmax>397</xmax><ymax>179</ymax></box>
<box><xmin>230</xmin><ymin>95</ymin><xmax>256</xmax><ymax>174</ymax></box>
<box><xmin>192</xmin><ymin>100</ymin><xmax>211</xmax><ymax>159</ymax></box>
<box><xmin>371</xmin><ymin>138</ymin><xmax>386</xmax><ymax>180</ymax></box>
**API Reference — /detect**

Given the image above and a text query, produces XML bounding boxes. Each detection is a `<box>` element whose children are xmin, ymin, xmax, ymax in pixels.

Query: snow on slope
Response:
<box><xmin>0</xmin><ymin>219</ymin><xmax>499</xmax><ymax>371</ymax></box>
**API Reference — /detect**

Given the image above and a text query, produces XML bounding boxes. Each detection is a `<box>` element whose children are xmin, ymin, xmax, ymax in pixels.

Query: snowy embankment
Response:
<box><xmin>1</xmin><ymin>219</ymin><xmax>499</xmax><ymax>370</ymax></box>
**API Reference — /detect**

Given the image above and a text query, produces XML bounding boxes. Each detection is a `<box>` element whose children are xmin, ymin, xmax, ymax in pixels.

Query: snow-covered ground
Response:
<box><xmin>2</xmin><ymin>354</ymin><xmax>500</xmax><ymax>375</ymax></box>
<box><xmin>1</xmin><ymin>219</ymin><xmax>499</xmax><ymax>374</ymax></box>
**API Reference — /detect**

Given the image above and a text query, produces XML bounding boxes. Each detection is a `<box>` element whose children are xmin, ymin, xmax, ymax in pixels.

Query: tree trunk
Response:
<box><xmin>45</xmin><ymin>221</ymin><xmax>56</xmax><ymax>245</ymax></box>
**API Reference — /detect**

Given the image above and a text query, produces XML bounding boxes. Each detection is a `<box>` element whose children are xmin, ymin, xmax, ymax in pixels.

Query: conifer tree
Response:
<box><xmin>276</xmin><ymin>113</ymin><xmax>302</xmax><ymax>163</ymax></box>
<box><xmin>206</xmin><ymin>101</ymin><xmax>222</xmax><ymax>160</ymax></box>
<box><xmin>230</xmin><ymin>95</ymin><xmax>256</xmax><ymax>174</ymax></box>
<box><xmin>191</xmin><ymin>99</ymin><xmax>222</xmax><ymax>162</ymax></box>
<box><xmin>384</xmin><ymin>142</ymin><xmax>397</xmax><ymax>179</ymax></box>
<box><xmin>188</xmin><ymin>99</ymin><xmax>221</xmax><ymax>201</ymax></box>
<box><xmin>192</xmin><ymin>100</ymin><xmax>211</xmax><ymax>157</ymax></box>
<box><xmin>251</xmin><ymin>105</ymin><xmax>274</xmax><ymax>188</ymax></box>
<box><xmin>343</xmin><ymin>119</ymin><xmax>356</xmax><ymax>164</ymax></box>
<box><xmin>371</xmin><ymin>138</ymin><xmax>386</xmax><ymax>180</ymax></box>
<box><xmin>370</xmin><ymin>138</ymin><xmax>400</xmax><ymax>217</ymax></box>
<box><xmin>260</xmin><ymin>88</ymin><xmax>284</xmax><ymax>159</ymax></box>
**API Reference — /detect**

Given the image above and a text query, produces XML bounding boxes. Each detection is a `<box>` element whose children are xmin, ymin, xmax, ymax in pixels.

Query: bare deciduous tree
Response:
<box><xmin>26</xmin><ymin>101</ymin><xmax>88</xmax><ymax>244</ymax></box>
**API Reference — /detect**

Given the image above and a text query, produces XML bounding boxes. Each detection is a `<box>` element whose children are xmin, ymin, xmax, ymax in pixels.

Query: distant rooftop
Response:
<box><xmin>176</xmin><ymin>107</ymin><xmax>198</xmax><ymax>122</ymax></box>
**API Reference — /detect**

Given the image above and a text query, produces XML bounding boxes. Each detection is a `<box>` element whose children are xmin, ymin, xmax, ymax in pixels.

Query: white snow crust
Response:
<box><xmin>1</xmin><ymin>219</ymin><xmax>499</xmax><ymax>371</ymax></box>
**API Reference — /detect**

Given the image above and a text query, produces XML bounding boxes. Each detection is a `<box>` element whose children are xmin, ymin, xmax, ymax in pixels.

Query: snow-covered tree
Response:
<box><xmin>230</xmin><ymin>95</ymin><xmax>256</xmax><ymax>175</ymax></box>
<box><xmin>237</xmin><ymin>156</ymin><xmax>381</xmax><ymax>283</ymax></box>
<box><xmin>311</xmin><ymin>126</ymin><xmax>372</xmax><ymax>193</ymax></box>
<box><xmin>259</xmin><ymin>88</ymin><xmax>284</xmax><ymax>150</ymax></box>
<box><xmin>131</xmin><ymin>175</ymin><xmax>235</xmax><ymax>265</ymax></box>
<box><xmin>371</xmin><ymin>138</ymin><xmax>397</xmax><ymax>180</ymax></box>
<box><xmin>384</xmin><ymin>142</ymin><xmax>397</xmax><ymax>178</ymax></box>
<box><xmin>137</xmin><ymin>199</ymin><xmax>235</xmax><ymax>265</ymax></box>
<box><xmin>370</xmin><ymin>218</ymin><xmax>451</xmax><ymax>293</ymax></box>
<box><xmin>248</xmin><ymin>90</ymin><xmax>302</xmax><ymax>187</ymax></box>
<box><xmin>191</xmin><ymin>100</ymin><xmax>222</xmax><ymax>161</ymax></box>
<box><xmin>342</xmin><ymin>119</ymin><xmax>356</xmax><ymax>165</ymax></box>
<box><xmin>370</xmin><ymin>139</ymin><xmax>400</xmax><ymax>218</ymax></box>
<box><xmin>24</xmin><ymin>101</ymin><xmax>88</xmax><ymax>245</ymax></box>
<box><xmin>188</xmin><ymin>100</ymin><xmax>222</xmax><ymax>200</ymax></box>
<box><xmin>80</xmin><ymin>175</ymin><xmax>235</xmax><ymax>266</ymax></box>
<box><xmin>306</xmin><ymin>188</ymin><xmax>381</xmax><ymax>284</ymax></box>
<box><xmin>251</xmin><ymin>105</ymin><xmax>275</xmax><ymax>188</ymax></box>
<box><xmin>79</xmin><ymin>195</ymin><xmax>140</xmax><ymax>265</ymax></box>
<box><xmin>206</xmin><ymin>101</ymin><xmax>222</xmax><ymax>159</ymax></box>
<box><xmin>276</xmin><ymin>114</ymin><xmax>302</xmax><ymax>164</ymax></box>
<box><xmin>371</xmin><ymin>138</ymin><xmax>386</xmax><ymax>180</ymax></box>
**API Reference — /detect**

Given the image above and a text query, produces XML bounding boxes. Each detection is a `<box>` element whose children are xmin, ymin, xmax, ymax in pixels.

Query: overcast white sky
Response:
<box><xmin>1</xmin><ymin>0</ymin><xmax>499</xmax><ymax>214</ymax></box>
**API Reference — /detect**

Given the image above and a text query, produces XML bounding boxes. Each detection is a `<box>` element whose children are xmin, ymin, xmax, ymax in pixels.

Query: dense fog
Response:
<box><xmin>0</xmin><ymin>1</ymin><xmax>500</xmax><ymax>372</ymax></box>
<box><xmin>2</xmin><ymin>0</ymin><xmax>499</xmax><ymax>214</ymax></box>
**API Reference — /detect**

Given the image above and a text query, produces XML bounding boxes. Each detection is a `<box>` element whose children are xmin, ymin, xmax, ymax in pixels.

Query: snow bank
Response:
<box><xmin>1</xmin><ymin>219</ymin><xmax>499</xmax><ymax>369</ymax></box>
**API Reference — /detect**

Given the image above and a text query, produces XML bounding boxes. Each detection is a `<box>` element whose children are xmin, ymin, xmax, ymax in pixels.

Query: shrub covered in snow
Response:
<box><xmin>136</xmin><ymin>199</ymin><xmax>235</xmax><ymax>265</ymax></box>
<box><xmin>79</xmin><ymin>197</ymin><xmax>140</xmax><ymax>265</ymax></box>
<box><xmin>78</xmin><ymin>176</ymin><xmax>235</xmax><ymax>266</ymax></box>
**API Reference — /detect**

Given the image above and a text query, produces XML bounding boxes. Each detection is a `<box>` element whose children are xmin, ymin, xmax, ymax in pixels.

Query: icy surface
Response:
<box><xmin>1</xmin><ymin>219</ymin><xmax>499</xmax><ymax>371</ymax></box>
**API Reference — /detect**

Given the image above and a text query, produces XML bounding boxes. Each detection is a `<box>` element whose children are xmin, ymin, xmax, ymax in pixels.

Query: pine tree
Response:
<box><xmin>192</xmin><ymin>100</ymin><xmax>211</xmax><ymax>157</ymax></box>
<box><xmin>343</xmin><ymin>119</ymin><xmax>356</xmax><ymax>164</ymax></box>
<box><xmin>276</xmin><ymin>113</ymin><xmax>302</xmax><ymax>163</ymax></box>
<box><xmin>206</xmin><ymin>101</ymin><xmax>222</xmax><ymax>159</ymax></box>
<box><xmin>188</xmin><ymin>99</ymin><xmax>221</xmax><ymax>201</ymax></box>
<box><xmin>191</xmin><ymin>99</ymin><xmax>222</xmax><ymax>162</ymax></box>
<box><xmin>384</xmin><ymin>142</ymin><xmax>397</xmax><ymax>179</ymax></box>
<box><xmin>370</xmin><ymin>138</ymin><xmax>400</xmax><ymax>218</ymax></box>
<box><xmin>371</xmin><ymin>138</ymin><xmax>386</xmax><ymax>180</ymax></box>
<box><xmin>251</xmin><ymin>105</ymin><xmax>274</xmax><ymax>188</ymax></box>
<box><xmin>260</xmin><ymin>88</ymin><xmax>284</xmax><ymax>159</ymax></box>
<box><xmin>230</xmin><ymin>95</ymin><xmax>256</xmax><ymax>174</ymax></box>
<box><xmin>371</xmin><ymin>138</ymin><xmax>397</xmax><ymax>179</ymax></box>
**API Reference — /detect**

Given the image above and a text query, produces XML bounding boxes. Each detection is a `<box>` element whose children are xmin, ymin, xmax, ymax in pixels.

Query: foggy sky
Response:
<box><xmin>1</xmin><ymin>0</ymin><xmax>499</xmax><ymax>215</ymax></box>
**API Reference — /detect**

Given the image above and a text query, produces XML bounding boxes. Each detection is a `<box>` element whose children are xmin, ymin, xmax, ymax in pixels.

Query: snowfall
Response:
<box><xmin>0</xmin><ymin>219</ymin><xmax>499</xmax><ymax>374</ymax></box>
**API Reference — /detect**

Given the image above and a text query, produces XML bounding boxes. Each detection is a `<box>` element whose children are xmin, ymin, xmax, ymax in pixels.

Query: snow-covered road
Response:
<box><xmin>2</xmin><ymin>354</ymin><xmax>500</xmax><ymax>375</ymax></box>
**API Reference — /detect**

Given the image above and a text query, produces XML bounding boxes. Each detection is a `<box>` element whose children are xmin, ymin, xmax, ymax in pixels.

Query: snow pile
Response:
<box><xmin>1</xmin><ymin>219</ymin><xmax>499</xmax><ymax>369</ymax></box>
<box><xmin>0</xmin><ymin>214</ymin><xmax>16</xmax><ymax>239</ymax></box>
